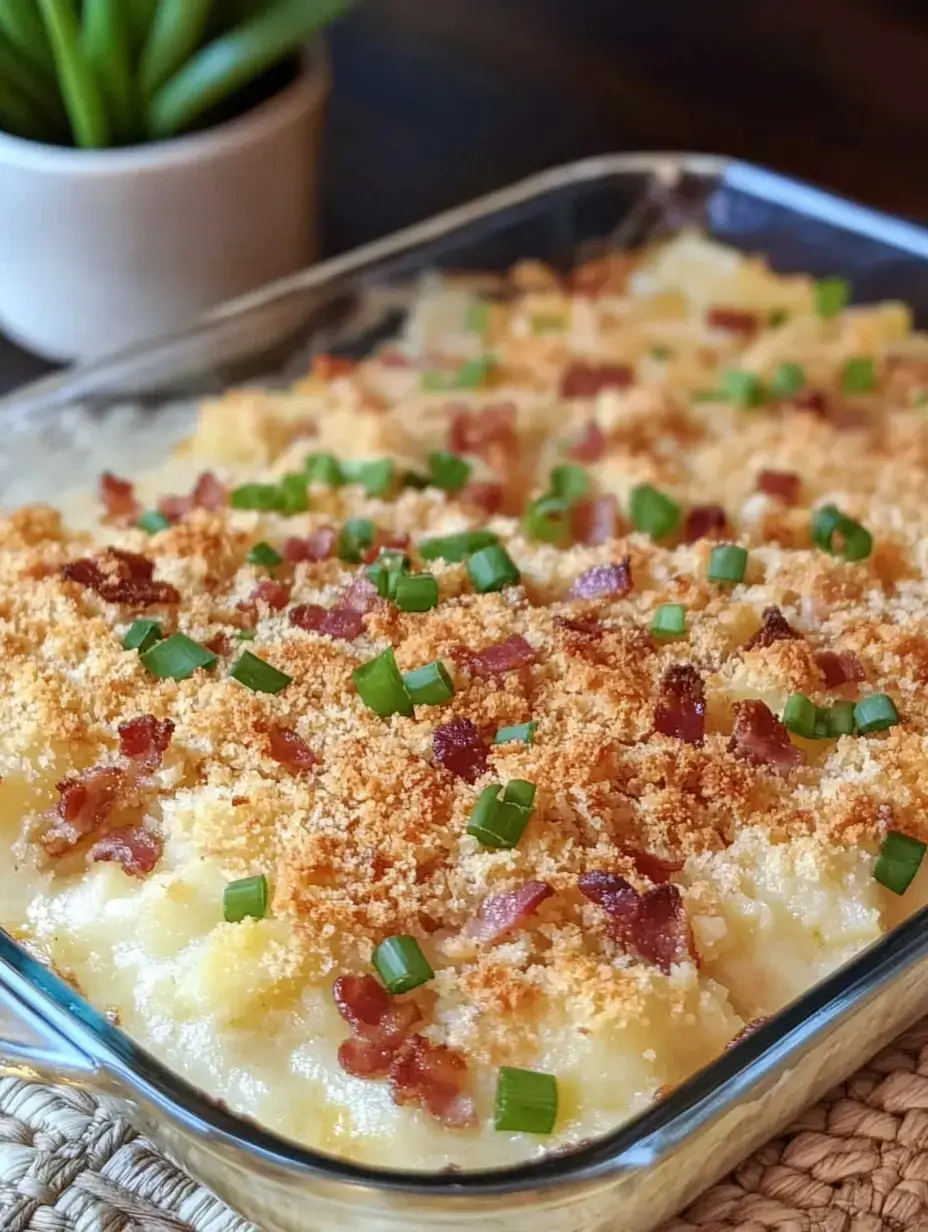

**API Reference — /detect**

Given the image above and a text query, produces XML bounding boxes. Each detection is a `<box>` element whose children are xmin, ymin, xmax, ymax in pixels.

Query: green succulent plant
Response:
<box><xmin>0</xmin><ymin>0</ymin><xmax>356</xmax><ymax>148</ymax></box>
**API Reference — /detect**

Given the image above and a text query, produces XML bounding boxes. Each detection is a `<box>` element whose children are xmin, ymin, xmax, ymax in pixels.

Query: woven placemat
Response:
<box><xmin>5</xmin><ymin>1020</ymin><xmax>928</xmax><ymax>1232</ymax></box>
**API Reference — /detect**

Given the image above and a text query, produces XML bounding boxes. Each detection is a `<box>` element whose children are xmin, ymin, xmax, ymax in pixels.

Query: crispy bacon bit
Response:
<box><xmin>472</xmin><ymin>880</ymin><xmax>554</xmax><ymax>943</ymax></box>
<box><xmin>377</xmin><ymin>347</ymin><xmax>413</xmax><ymax>368</ymax></box>
<box><xmin>389</xmin><ymin>1034</ymin><xmax>475</xmax><ymax>1127</ymax></box>
<box><xmin>61</xmin><ymin>550</ymin><xmax>180</xmax><ymax>607</ymax></box>
<box><xmin>467</xmin><ymin>635</ymin><xmax>536</xmax><ymax>676</ymax></box>
<box><xmin>288</xmin><ymin>603</ymin><xmax>364</xmax><ymax>642</ymax></box>
<box><xmin>560</xmin><ymin>361</ymin><xmax>633</xmax><ymax>399</ymax></box>
<box><xmin>461</xmin><ymin>481</ymin><xmax>505</xmax><ymax>515</ymax></box>
<box><xmin>787</xmin><ymin>389</ymin><xmax>828</xmax><ymax>417</ymax></box>
<box><xmin>706</xmin><ymin>307</ymin><xmax>758</xmax><ymax>336</ymax></box>
<box><xmin>757</xmin><ymin>469</ymin><xmax>801</xmax><ymax>505</ymax></box>
<box><xmin>570</xmin><ymin>419</ymin><xmax>607</xmax><ymax>462</ymax></box>
<box><xmin>433</xmin><ymin>718</ymin><xmax>488</xmax><ymax>783</ymax></box>
<box><xmin>99</xmin><ymin>472</ymin><xmax>140</xmax><ymax>524</ymax></box>
<box><xmin>729</xmin><ymin>700</ymin><xmax>804</xmax><ymax>774</ymax></box>
<box><xmin>43</xmin><ymin>767</ymin><xmax>124</xmax><ymax>855</ymax></box>
<box><xmin>288</xmin><ymin>604</ymin><xmax>325</xmax><ymax>632</ymax></box>
<box><xmin>682</xmin><ymin>504</ymin><xmax>728</xmax><ymax>543</ymax></box>
<box><xmin>815</xmin><ymin>650</ymin><xmax>865</xmax><ymax>688</ymax></box>
<box><xmin>340</xmin><ymin>576</ymin><xmax>381</xmax><ymax>614</ymax></box>
<box><xmin>654</xmin><ymin>664</ymin><xmax>706</xmax><ymax>746</ymax></box>
<box><xmin>282</xmin><ymin>528</ymin><xmax>337</xmax><ymax>563</ymax></box>
<box><xmin>268</xmin><ymin>725</ymin><xmax>316</xmax><ymax>772</ymax></box>
<box><xmin>726</xmin><ymin>1017</ymin><xmax>771</xmax><ymax>1050</ymax></box>
<box><xmin>118</xmin><ymin>716</ymin><xmax>174</xmax><ymax>770</ymax></box>
<box><xmin>571</xmin><ymin>494</ymin><xmax>621</xmax><ymax>545</ymax></box>
<box><xmin>334</xmin><ymin>974</ymin><xmax>422</xmax><ymax>1079</ymax></box>
<box><xmin>89</xmin><ymin>826</ymin><xmax>162</xmax><ymax>877</ymax></box>
<box><xmin>555</xmin><ymin>614</ymin><xmax>603</xmax><ymax>636</ymax></box>
<box><xmin>250</xmin><ymin>579</ymin><xmax>291</xmax><ymax>611</ymax></box>
<box><xmin>205</xmin><ymin>632</ymin><xmax>232</xmax><ymax>656</ymax></box>
<box><xmin>312</xmin><ymin>353</ymin><xmax>356</xmax><ymax>380</ymax></box>
<box><xmin>158</xmin><ymin>471</ymin><xmax>227</xmax><ymax>522</ymax></box>
<box><xmin>623</xmin><ymin>850</ymin><xmax>684</xmax><ymax>885</ymax></box>
<box><xmin>578</xmin><ymin>872</ymin><xmax>694</xmax><ymax>972</ymax></box>
<box><xmin>745</xmin><ymin>606</ymin><xmax>798</xmax><ymax>650</ymax></box>
<box><xmin>447</xmin><ymin>401</ymin><xmax>518</xmax><ymax>462</ymax></box>
<box><xmin>568</xmin><ymin>557</ymin><xmax>632</xmax><ymax>600</ymax></box>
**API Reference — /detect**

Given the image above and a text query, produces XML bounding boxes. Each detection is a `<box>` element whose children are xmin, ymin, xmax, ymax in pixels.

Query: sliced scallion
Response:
<box><xmin>341</xmin><ymin>458</ymin><xmax>396</xmax><ymax>498</ymax></box>
<box><xmin>782</xmin><ymin>692</ymin><xmax>816</xmax><ymax>739</ymax></box>
<box><xmin>372</xmin><ymin>935</ymin><xmax>434</xmax><ymax>994</ymax></box>
<box><xmin>403</xmin><ymin>660</ymin><xmax>454</xmax><ymax>706</ymax></box>
<box><xmin>494</xmin><ymin>720</ymin><xmax>537</xmax><ymax>745</ymax></box>
<box><xmin>229</xmin><ymin>651</ymin><xmax>292</xmax><ymax>695</ymax></box>
<box><xmin>338</xmin><ymin>518</ymin><xmax>376</xmax><ymax>564</ymax></box>
<box><xmin>810</xmin><ymin>505</ymin><xmax>872</xmax><ymax>562</ymax></box>
<box><xmin>353</xmin><ymin>648</ymin><xmax>414</xmax><ymax>718</ymax></box>
<box><xmin>651</xmin><ymin>603</ymin><xmax>686</xmax><ymax>640</ymax></box>
<box><xmin>141</xmin><ymin>632</ymin><xmax>217</xmax><ymax>680</ymax></box>
<box><xmin>825</xmin><ymin>700</ymin><xmax>857</xmax><ymax>737</ymax></box>
<box><xmin>247</xmin><ymin>541</ymin><xmax>282</xmax><ymax>567</ymax></box>
<box><xmin>394</xmin><ymin>572</ymin><xmax>440</xmax><ymax>612</ymax></box>
<box><xmin>229</xmin><ymin>483</ymin><xmax>283</xmax><ymax>512</ymax></box>
<box><xmin>854</xmin><ymin>693</ymin><xmax>900</xmax><ymax>735</ymax></box>
<box><xmin>428</xmin><ymin>450</ymin><xmax>472</xmax><ymax>492</ymax></box>
<box><xmin>223</xmin><ymin>874</ymin><xmax>268</xmax><ymax>923</ymax></box>
<box><xmin>123</xmin><ymin>618</ymin><xmax>162</xmax><ymax>654</ymax></box>
<box><xmin>419</xmin><ymin>529</ymin><xmax>499</xmax><ymax>563</ymax></box>
<box><xmin>549</xmin><ymin>464</ymin><xmax>590</xmax><ymax>504</ymax></box>
<box><xmin>874</xmin><ymin>830</ymin><xmax>926</xmax><ymax>895</ymax></box>
<box><xmin>305</xmin><ymin>452</ymin><xmax>344</xmax><ymax>487</ymax></box>
<box><xmin>770</xmin><ymin>362</ymin><xmax>805</xmax><ymax>398</ymax></box>
<box><xmin>494</xmin><ymin>1066</ymin><xmax>558</xmax><ymax>1134</ymax></box>
<box><xmin>467</xmin><ymin>782</ymin><xmax>535</xmax><ymax>849</ymax></box>
<box><xmin>524</xmin><ymin>495</ymin><xmax>571</xmax><ymax>545</ymax></box>
<box><xmin>707</xmin><ymin>544</ymin><xmax>748</xmax><ymax>585</ymax></box>
<box><xmin>721</xmin><ymin>369</ymin><xmax>765</xmax><ymax>408</ymax></box>
<box><xmin>278</xmin><ymin>472</ymin><xmax>309</xmax><ymax>515</ymax></box>
<box><xmin>814</xmin><ymin>276</ymin><xmax>850</xmax><ymax>319</ymax></box>
<box><xmin>842</xmin><ymin>356</ymin><xmax>876</xmax><ymax>394</ymax></box>
<box><xmin>630</xmin><ymin>484</ymin><xmax>681</xmax><ymax>539</ymax></box>
<box><xmin>138</xmin><ymin>510</ymin><xmax>172</xmax><ymax>534</ymax></box>
<box><xmin>467</xmin><ymin>544</ymin><xmax>521</xmax><ymax>593</ymax></box>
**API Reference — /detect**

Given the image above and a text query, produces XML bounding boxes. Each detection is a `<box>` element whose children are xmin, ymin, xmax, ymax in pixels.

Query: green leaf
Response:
<box><xmin>84</xmin><ymin>0</ymin><xmax>138</xmax><ymax>141</ymax></box>
<box><xmin>140</xmin><ymin>0</ymin><xmax>214</xmax><ymax>100</ymax></box>
<box><xmin>148</xmin><ymin>0</ymin><xmax>357</xmax><ymax>139</ymax></box>
<box><xmin>0</xmin><ymin>29</ymin><xmax>65</xmax><ymax>139</ymax></box>
<box><xmin>37</xmin><ymin>0</ymin><xmax>111</xmax><ymax>147</ymax></box>
<box><xmin>0</xmin><ymin>0</ymin><xmax>56</xmax><ymax>74</ymax></box>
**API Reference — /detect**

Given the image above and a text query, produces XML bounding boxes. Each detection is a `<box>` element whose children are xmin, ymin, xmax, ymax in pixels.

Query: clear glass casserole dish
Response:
<box><xmin>4</xmin><ymin>152</ymin><xmax>928</xmax><ymax>1231</ymax></box>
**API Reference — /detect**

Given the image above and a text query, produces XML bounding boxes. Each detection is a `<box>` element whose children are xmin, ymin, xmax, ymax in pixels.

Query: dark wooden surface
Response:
<box><xmin>6</xmin><ymin>0</ymin><xmax>928</xmax><ymax>393</ymax></box>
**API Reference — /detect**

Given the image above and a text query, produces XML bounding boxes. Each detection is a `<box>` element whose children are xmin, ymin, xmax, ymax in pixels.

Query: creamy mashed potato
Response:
<box><xmin>2</xmin><ymin>233</ymin><xmax>928</xmax><ymax>1169</ymax></box>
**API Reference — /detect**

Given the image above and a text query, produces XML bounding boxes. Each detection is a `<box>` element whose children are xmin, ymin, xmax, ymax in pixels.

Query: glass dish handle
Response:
<box><xmin>0</xmin><ymin>948</ymin><xmax>101</xmax><ymax>1086</ymax></box>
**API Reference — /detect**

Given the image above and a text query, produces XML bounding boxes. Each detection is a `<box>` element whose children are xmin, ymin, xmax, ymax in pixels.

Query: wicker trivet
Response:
<box><xmin>6</xmin><ymin>1019</ymin><xmax>928</xmax><ymax>1232</ymax></box>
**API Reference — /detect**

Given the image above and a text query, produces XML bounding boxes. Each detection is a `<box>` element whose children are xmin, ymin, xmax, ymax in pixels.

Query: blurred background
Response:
<box><xmin>3</xmin><ymin>0</ymin><xmax>926</xmax><ymax>388</ymax></box>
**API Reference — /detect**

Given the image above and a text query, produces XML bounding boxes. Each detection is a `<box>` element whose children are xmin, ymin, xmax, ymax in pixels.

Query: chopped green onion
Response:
<box><xmin>503</xmin><ymin>779</ymin><xmax>536</xmax><ymax>810</ymax></box>
<box><xmin>122</xmin><ymin>618</ymin><xmax>162</xmax><ymax>654</ymax></box>
<box><xmin>782</xmin><ymin>692</ymin><xmax>817</xmax><ymax>739</ymax></box>
<box><xmin>278</xmin><ymin>472</ymin><xmax>309</xmax><ymax>515</ymax></box>
<box><xmin>138</xmin><ymin>510</ymin><xmax>171</xmax><ymax>534</ymax></box>
<box><xmin>403</xmin><ymin>660</ymin><xmax>454</xmax><ymax>706</ymax></box>
<box><xmin>419</xmin><ymin>529</ymin><xmax>499</xmax><ymax>563</ymax></box>
<box><xmin>707</xmin><ymin>544</ymin><xmax>748</xmax><ymax>585</ymax></box>
<box><xmin>810</xmin><ymin>505</ymin><xmax>873</xmax><ymax>562</ymax></box>
<box><xmin>467</xmin><ymin>544</ymin><xmax>521</xmax><ymax>593</ymax></box>
<box><xmin>394</xmin><ymin>573</ymin><xmax>440</xmax><ymax>612</ymax></box>
<box><xmin>692</xmin><ymin>389</ymin><xmax>719</xmax><ymax>403</ymax></box>
<box><xmin>229</xmin><ymin>483</ymin><xmax>283</xmax><ymax>512</ymax></box>
<box><xmin>372</xmin><ymin>935</ymin><xmax>434</xmax><ymax>994</ymax></box>
<box><xmin>340</xmin><ymin>459</ymin><xmax>396</xmax><ymax>498</ymax></box>
<box><xmin>467</xmin><ymin>782</ymin><xmax>535</xmax><ymax>849</ymax></box>
<box><xmin>854</xmin><ymin>693</ymin><xmax>900</xmax><ymax>735</ymax></box>
<box><xmin>223</xmin><ymin>874</ymin><xmax>268</xmax><ymax>923</ymax></box>
<box><xmin>338</xmin><ymin>518</ymin><xmax>376</xmax><ymax>564</ymax></box>
<box><xmin>549</xmin><ymin>464</ymin><xmax>590</xmax><ymax>504</ymax></box>
<box><xmin>721</xmin><ymin>369</ymin><xmax>765</xmax><ymax>408</ymax></box>
<box><xmin>874</xmin><ymin>830</ymin><xmax>926</xmax><ymax>895</ymax></box>
<box><xmin>353</xmin><ymin>648</ymin><xmax>414</xmax><ymax>718</ymax></box>
<box><xmin>247</xmin><ymin>541</ymin><xmax>282</xmax><ymax>567</ymax></box>
<box><xmin>629</xmin><ymin>484</ymin><xmax>681</xmax><ymax>539</ymax></box>
<box><xmin>366</xmin><ymin>554</ymin><xmax>409</xmax><ymax>599</ymax></box>
<box><xmin>305</xmin><ymin>452</ymin><xmax>344</xmax><ymax>487</ymax></box>
<box><xmin>768</xmin><ymin>308</ymin><xmax>789</xmax><ymax>327</ymax></box>
<box><xmin>532</xmin><ymin>314</ymin><xmax>564</xmax><ymax>333</ymax></box>
<box><xmin>141</xmin><ymin>632</ymin><xmax>217</xmax><ymax>680</ymax></box>
<box><xmin>770</xmin><ymin>362</ymin><xmax>805</xmax><ymax>398</ymax></box>
<box><xmin>651</xmin><ymin>603</ymin><xmax>686</xmax><ymax>640</ymax></box>
<box><xmin>916</xmin><ymin>392</ymin><xmax>928</xmax><ymax>408</ymax></box>
<box><xmin>428</xmin><ymin>450</ymin><xmax>472</xmax><ymax>492</ymax></box>
<box><xmin>237</xmin><ymin>628</ymin><xmax>257</xmax><ymax>641</ymax></box>
<box><xmin>494</xmin><ymin>721</ymin><xmax>537</xmax><ymax>745</ymax></box>
<box><xmin>814</xmin><ymin>276</ymin><xmax>851</xmax><ymax>319</ymax></box>
<box><xmin>229</xmin><ymin>651</ymin><xmax>292</xmax><ymax>695</ymax></box>
<box><xmin>494</xmin><ymin>1066</ymin><xmax>558</xmax><ymax>1134</ymax></box>
<box><xmin>812</xmin><ymin>707</ymin><xmax>830</xmax><ymax>740</ymax></box>
<box><xmin>422</xmin><ymin>371</ymin><xmax>453</xmax><ymax>392</ymax></box>
<box><xmin>455</xmin><ymin>356</ymin><xmax>493</xmax><ymax>389</ymax></box>
<box><xmin>650</xmin><ymin>345</ymin><xmax>672</xmax><ymax>361</ymax></box>
<box><xmin>523</xmin><ymin>495</ymin><xmax>571</xmax><ymax>545</ymax></box>
<box><xmin>466</xmin><ymin>301</ymin><xmax>490</xmax><ymax>333</ymax></box>
<box><xmin>842</xmin><ymin>356</ymin><xmax>876</xmax><ymax>394</ymax></box>
<box><xmin>826</xmin><ymin>700</ymin><xmax>857</xmax><ymax>737</ymax></box>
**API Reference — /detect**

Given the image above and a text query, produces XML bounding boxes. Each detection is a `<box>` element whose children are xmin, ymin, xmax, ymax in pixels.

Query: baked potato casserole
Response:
<box><xmin>2</xmin><ymin>233</ymin><xmax>928</xmax><ymax>1169</ymax></box>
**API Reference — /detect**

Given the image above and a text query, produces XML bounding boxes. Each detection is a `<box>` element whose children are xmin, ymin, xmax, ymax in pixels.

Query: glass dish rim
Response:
<box><xmin>3</xmin><ymin>149</ymin><xmax>928</xmax><ymax>1201</ymax></box>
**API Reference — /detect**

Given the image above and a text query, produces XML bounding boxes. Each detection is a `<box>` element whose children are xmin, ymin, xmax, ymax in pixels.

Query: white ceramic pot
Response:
<box><xmin>0</xmin><ymin>48</ymin><xmax>328</xmax><ymax>363</ymax></box>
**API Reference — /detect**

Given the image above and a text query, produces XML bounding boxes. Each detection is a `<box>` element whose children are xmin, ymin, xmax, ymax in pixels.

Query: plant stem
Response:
<box><xmin>84</xmin><ymin>0</ymin><xmax>137</xmax><ymax>142</ymax></box>
<box><xmin>140</xmin><ymin>0</ymin><xmax>214</xmax><ymax>100</ymax></box>
<box><xmin>127</xmin><ymin>0</ymin><xmax>159</xmax><ymax>58</ymax></box>
<box><xmin>36</xmin><ymin>0</ymin><xmax>111</xmax><ymax>147</ymax></box>
<box><xmin>0</xmin><ymin>26</ymin><xmax>67</xmax><ymax>135</ymax></box>
<box><xmin>148</xmin><ymin>0</ymin><xmax>354</xmax><ymax>138</ymax></box>
<box><xmin>0</xmin><ymin>0</ymin><xmax>56</xmax><ymax>74</ymax></box>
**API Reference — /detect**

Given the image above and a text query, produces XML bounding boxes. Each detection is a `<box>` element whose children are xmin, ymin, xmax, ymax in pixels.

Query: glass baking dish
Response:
<box><xmin>4</xmin><ymin>152</ymin><xmax>928</xmax><ymax>1232</ymax></box>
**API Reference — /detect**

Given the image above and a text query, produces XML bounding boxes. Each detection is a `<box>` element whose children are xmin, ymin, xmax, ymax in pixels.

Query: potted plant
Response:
<box><xmin>0</xmin><ymin>0</ymin><xmax>356</xmax><ymax>362</ymax></box>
